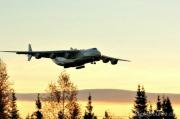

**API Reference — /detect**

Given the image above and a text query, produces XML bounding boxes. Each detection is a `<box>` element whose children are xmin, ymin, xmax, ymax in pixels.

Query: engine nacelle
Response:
<box><xmin>111</xmin><ymin>59</ymin><xmax>118</xmax><ymax>65</ymax></box>
<box><xmin>35</xmin><ymin>53</ymin><xmax>41</xmax><ymax>59</ymax></box>
<box><xmin>102</xmin><ymin>58</ymin><xmax>109</xmax><ymax>63</ymax></box>
<box><xmin>50</xmin><ymin>53</ymin><xmax>56</xmax><ymax>59</ymax></box>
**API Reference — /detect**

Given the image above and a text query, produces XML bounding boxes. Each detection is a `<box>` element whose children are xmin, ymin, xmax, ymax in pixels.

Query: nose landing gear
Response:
<box><xmin>91</xmin><ymin>57</ymin><xmax>96</xmax><ymax>64</ymax></box>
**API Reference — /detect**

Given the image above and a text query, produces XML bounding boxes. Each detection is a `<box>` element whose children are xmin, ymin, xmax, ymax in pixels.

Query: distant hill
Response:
<box><xmin>16</xmin><ymin>89</ymin><xmax>180</xmax><ymax>104</ymax></box>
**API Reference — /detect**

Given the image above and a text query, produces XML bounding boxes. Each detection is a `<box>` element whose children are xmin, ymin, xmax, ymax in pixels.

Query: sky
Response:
<box><xmin>0</xmin><ymin>0</ymin><xmax>180</xmax><ymax>93</ymax></box>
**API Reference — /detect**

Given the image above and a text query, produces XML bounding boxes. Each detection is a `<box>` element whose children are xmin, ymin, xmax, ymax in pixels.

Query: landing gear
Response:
<box><xmin>64</xmin><ymin>65</ymin><xmax>70</xmax><ymax>68</ymax></box>
<box><xmin>76</xmin><ymin>65</ymin><xmax>85</xmax><ymax>69</ymax></box>
<box><xmin>91</xmin><ymin>57</ymin><xmax>96</xmax><ymax>64</ymax></box>
<box><xmin>91</xmin><ymin>61</ymin><xmax>96</xmax><ymax>64</ymax></box>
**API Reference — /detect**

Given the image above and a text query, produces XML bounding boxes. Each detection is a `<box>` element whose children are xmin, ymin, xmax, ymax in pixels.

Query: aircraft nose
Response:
<box><xmin>84</xmin><ymin>49</ymin><xmax>101</xmax><ymax>57</ymax></box>
<box><xmin>97</xmin><ymin>50</ymin><xmax>101</xmax><ymax>56</ymax></box>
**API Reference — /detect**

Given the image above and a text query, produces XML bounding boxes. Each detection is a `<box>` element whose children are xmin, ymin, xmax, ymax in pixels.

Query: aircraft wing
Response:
<box><xmin>1</xmin><ymin>50</ymin><xmax>79</xmax><ymax>60</ymax></box>
<box><xmin>101</xmin><ymin>55</ymin><xmax>130</xmax><ymax>62</ymax></box>
<box><xmin>0</xmin><ymin>44</ymin><xmax>81</xmax><ymax>61</ymax></box>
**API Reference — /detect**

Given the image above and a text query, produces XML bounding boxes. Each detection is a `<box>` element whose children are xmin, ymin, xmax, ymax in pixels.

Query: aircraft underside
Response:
<box><xmin>63</xmin><ymin>57</ymin><xmax>100</xmax><ymax>69</ymax></box>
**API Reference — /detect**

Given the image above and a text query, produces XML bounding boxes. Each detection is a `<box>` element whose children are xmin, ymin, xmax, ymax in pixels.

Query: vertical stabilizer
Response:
<box><xmin>28</xmin><ymin>44</ymin><xmax>32</xmax><ymax>52</ymax></box>
<box><xmin>28</xmin><ymin>44</ymin><xmax>32</xmax><ymax>61</ymax></box>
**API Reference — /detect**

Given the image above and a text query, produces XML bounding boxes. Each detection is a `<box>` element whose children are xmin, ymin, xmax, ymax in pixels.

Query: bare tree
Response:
<box><xmin>0</xmin><ymin>59</ymin><xmax>11</xmax><ymax>119</ymax></box>
<box><xmin>42</xmin><ymin>71</ymin><xmax>81</xmax><ymax>119</ymax></box>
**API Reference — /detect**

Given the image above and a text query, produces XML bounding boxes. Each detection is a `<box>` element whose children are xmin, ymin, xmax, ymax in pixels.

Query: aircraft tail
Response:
<box><xmin>27</xmin><ymin>44</ymin><xmax>32</xmax><ymax>61</ymax></box>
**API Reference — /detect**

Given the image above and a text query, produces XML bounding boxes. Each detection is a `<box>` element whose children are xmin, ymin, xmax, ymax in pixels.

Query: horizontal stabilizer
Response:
<box><xmin>27</xmin><ymin>44</ymin><xmax>32</xmax><ymax>61</ymax></box>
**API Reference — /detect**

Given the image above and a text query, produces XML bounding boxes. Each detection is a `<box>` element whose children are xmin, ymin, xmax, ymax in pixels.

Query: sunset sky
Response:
<box><xmin>0</xmin><ymin>0</ymin><xmax>180</xmax><ymax>93</ymax></box>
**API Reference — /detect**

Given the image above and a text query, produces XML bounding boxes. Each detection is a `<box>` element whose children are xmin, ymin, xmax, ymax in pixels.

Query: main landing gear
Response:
<box><xmin>91</xmin><ymin>61</ymin><xmax>96</xmax><ymax>64</ymax></box>
<box><xmin>91</xmin><ymin>57</ymin><xmax>96</xmax><ymax>64</ymax></box>
<box><xmin>76</xmin><ymin>65</ymin><xmax>85</xmax><ymax>69</ymax></box>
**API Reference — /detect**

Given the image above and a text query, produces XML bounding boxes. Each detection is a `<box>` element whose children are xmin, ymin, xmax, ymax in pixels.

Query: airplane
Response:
<box><xmin>1</xmin><ymin>44</ymin><xmax>130</xmax><ymax>69</ymax></box>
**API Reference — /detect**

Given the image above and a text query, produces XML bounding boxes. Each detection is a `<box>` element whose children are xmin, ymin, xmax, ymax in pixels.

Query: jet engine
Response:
<box><xmin>102</xmin><ymin>58</ymin><xmax>109</xmax><ymax>63</ymax></box>
<box><xmin>111</xmin><ymin>59</ymin><xmax>118</xmax><ymax>65</ymax></box>
<box><xmin>50</xmin><ymin>53</ymin><xmax>56</xmax><ymax>59</ymax></box>
<box><xmin>35</xmin><ymin>53</ymin><xmax>41</xmax><ymax>59</ymax></box>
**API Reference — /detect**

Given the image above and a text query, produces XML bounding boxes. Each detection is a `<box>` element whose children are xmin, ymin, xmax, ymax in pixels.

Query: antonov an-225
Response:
<box><xmin>1</xmin><ymin>44</ymin><xmax>130</xmax><ymax>69</ymax></box>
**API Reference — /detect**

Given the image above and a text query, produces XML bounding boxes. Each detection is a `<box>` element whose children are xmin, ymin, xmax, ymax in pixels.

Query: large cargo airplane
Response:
<box><xmin>1</xmin><ymin>44</ymin><xmax>130</xmax><ymax>69</ymax></box>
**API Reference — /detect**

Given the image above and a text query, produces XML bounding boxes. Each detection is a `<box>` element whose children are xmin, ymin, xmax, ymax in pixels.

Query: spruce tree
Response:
<box><xmin>162</xmin><ymin>97</ymin><xmax>176</xmax><ymax>119</ymax></box>
<box><xmin>103</xmin><ymin>111</ymin><xmax>112</xmax><ymax>119</ymax></box>
<box><xmin>140</xmin><ymin>86</ymin><xmax>148</xmax><ymax>114</ymax></box>
<box><xmin>86</xmin><ymin>93</ymin><xmax>93</xmax><ymax>114</ymax></box>
<box><xmin>84</xmin><ymin>93</ymin><xmax>97</xmax><ymax>119</ymax></box>
<box><xmin>0</xmin><ymin>59</ymin><xmax>11</xmax><ymax>119</ymax></box>
<box><xmin>131</xmin><ymin>85</ymin><xmax>148</xmax><ymax>119</ymax></box>
<box><xmin>153</xmin><ymin>96</ymin><xmax>163</xmax><ymax>119</ymax></box>
<box><xmin>35</xmin><ymin>93</ymin><xmax>43</xmax><ymax>119</ymax></box>
<box><xmin>9</xmin><ymin>90</ymin><xmax>21</xmax><ymax>119</ymax></box>
<box><xmin>157</xmin><ymin>96</ymin><xmax>161</xmax><ymax>111</ymax></box>
<box><xmin>68</xmin><ymin>102</ymin><xmax>81</xmax><ymax>119</ymax></box>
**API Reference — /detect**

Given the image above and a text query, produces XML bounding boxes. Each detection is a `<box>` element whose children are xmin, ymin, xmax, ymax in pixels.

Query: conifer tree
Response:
<box><xmin>157</xmin><ymin>96</ymin><xmax>161</xmax><ymax>111</ymax></box>
<box><xmin>35</xmin><ymin>93</ymin><xmax>43</xmax><ymax>119</ymax></box>
<box><xmin>162</xmin><ymin>97</ymin><xmax>176</xmax><ymax>119</ymax></box>
<box><xmin>86</xmin><ymin>93</ymin><xmax>93</xmax><ymax>114</ymax></box>
<box><xmin>131</xmin><ymin>85</ymin><xmax>148</xmax><ymax>119</ymax></box>
<box><xmin>153</xmin><ymin>96</ymin><xmax>163</xmax><ymax>119</ymax></box>
<box><xmin>103</xmin><ymin>111</ymin><xmax>112</xmax><ymax>119</ymax></box>
<box><xmin>68</xmin><ymin>102</ymin><xmax>81</xmax><ymax>119</ymax></box>
<box><xmin>84</xmin><ymin>93</ymin><xmax>97</xmax><ymax>119</ymax></box>
<box><xmin>0</xmin><ymin>59</ymin><xmax>11</xmax><ymax>119</ymax></box>
<box><xmin>9</xmin><ymin>90</ymin><xmax>21</xmax><ymax>119</ymax></box>
<box><xmin>140</xmin><ymin>86</ymin><xmax>148</xmax><ymax>113</ymax></box>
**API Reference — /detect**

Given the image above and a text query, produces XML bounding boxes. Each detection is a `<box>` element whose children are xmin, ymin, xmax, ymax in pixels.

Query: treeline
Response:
<box><xmin>131</xmin><ymin>85</ymin><xmax>176</xmax><ymax>119</ymax></box>
<box><xmin>0</xmin><ymin>59</ymin><xmax>177</xmax><ymax>119</ymax></box>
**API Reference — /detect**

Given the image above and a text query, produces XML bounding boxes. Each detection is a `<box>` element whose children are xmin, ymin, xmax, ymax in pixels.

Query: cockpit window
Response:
<box><xmin>92</xmin><ymin>48</ymin><xmax>97</xmax><ymax>50</ymax></box>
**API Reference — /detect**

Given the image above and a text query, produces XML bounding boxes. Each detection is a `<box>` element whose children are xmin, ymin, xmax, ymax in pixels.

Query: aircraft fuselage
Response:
<box><xmin>52</xmin><ymin>48</ymin><xmax>101</xmax><ymax>68</ymax></box>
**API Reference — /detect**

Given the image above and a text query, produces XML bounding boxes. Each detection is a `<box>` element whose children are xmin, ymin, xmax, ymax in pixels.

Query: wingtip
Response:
<box><xmin>0</xmin><ymin>51</ymin><xmax>17</xmax><ymax>53</ymax></box>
